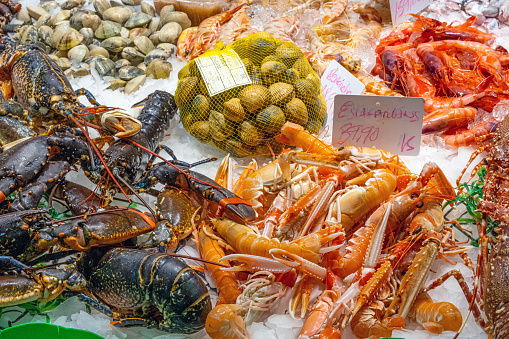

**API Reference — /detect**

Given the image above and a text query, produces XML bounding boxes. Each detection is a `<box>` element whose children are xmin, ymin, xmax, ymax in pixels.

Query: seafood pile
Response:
<box><xmin>176</xmin><ymin>31</ymin><xmax>327</xmax><ymax>157</ymax></box>
<box><xmin>9</xmin><ymin>0</ymin><xmax>190</xmax><ymax>93</ymax></box>
<box><xmin>373</xmin><ymin>15</ymin><xmax>509</xmax><ymax>147</ymax></box>
<box><xmin>2</xmin><ymin>0</ymin><xmax>509</xmax><ymax>339</ymax></box>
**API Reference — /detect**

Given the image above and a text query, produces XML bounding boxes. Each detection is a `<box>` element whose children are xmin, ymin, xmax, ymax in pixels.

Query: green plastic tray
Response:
<box><xmin>0</xmin><ymin>323</ymin><xmax>103</xmax><ymax>339</ymax></box>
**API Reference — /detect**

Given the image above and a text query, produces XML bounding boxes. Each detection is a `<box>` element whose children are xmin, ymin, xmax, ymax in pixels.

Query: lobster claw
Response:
<box><xmin>219</xmin><ymin>253</ymin><xmax>292</xmax><ymax>273</ymax></box>
<box><xmin>101</xmin><ymin>111</ymin><xmax>142</xmax><ymax>138</ymax></box>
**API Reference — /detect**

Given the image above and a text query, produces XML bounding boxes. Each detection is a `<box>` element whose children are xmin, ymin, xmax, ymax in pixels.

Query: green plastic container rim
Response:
<box><xmin>0</xmin><ymin>323</ymin><xmax>103</xmax><ymax>339</ymax></box>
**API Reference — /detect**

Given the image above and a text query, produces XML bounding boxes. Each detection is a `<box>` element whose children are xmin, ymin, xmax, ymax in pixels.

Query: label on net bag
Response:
<box><xmin>321</xmin><ymin>60</ymin><xmax>365</xmax><ymax>118</ymax></box>
<box><xmin>195</xmin><ymin>49</ymin><xmax>252</xmax><ymax>96</ymax></box>
<box><xmin>389</xmin><ymin>0</ymin><xmax>433</xmax><ymax>26</ymax></box>
<box><xmin>333</xmin><ymin>95</ymin><xmax>424</xmax><ymax>156</ymax></box>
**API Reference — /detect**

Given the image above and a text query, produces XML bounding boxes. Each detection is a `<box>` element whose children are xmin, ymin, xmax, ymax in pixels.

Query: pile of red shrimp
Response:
<box><xmin>373</xmin><ymin>15</ymin><xmax>509</xmax><ymax>147</ymax></box>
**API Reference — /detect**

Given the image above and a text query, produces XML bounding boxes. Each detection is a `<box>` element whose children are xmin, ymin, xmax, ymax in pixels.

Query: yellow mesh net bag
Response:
<box><xmin>175</xmin><ymin>32</ymin><xmax>327</xmax><ymax>157</ymax></box>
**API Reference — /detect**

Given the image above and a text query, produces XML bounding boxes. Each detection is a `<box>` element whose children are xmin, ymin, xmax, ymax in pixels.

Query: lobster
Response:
<box><xmin>70</xmin><ymin>247</ymin><xmax>212</xmax><ymax>334</ymax></box>
<box><xmin>95</xmin><ymin>90</ymin><xmax>177</xmax><ymax>196</ymax></box>
<box><xmin>0</xmin><ymin>131</ymin><xmax>97</xmax><ymax>205</ymax></box>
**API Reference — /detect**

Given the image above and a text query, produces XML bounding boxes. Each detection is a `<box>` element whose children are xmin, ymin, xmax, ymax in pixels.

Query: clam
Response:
<box><xmin>70</xmin><ymin>12</ymin><xmax>86</xmax><ymax>30</ymax></box>
<box><xmin>17</xmin><ymin>9</ymin><xmax>31</xmax><ymax>22</ymax></box>
<box><xmin>223</xmin><ymin>98</ymin><xmax>246</xmax><ymax>122</ymax></box>
<box><xmin>292</xmin><ymin>57</ymin><xmax>311</xmax><ymax>78</ymax></box>
<box><xmin>190</xmin><ymin>95</ymin><xmax>210</xmax><ymax>119</ymax></box>
<box><xmin>41</xmin><ymin>2</ymin><xmax>58</xmax><ymax>14</ymax></box>
<box><xmin>73</xmin><ymin>66</ymin><xmax>92</xmax><ymax>77</ymax></box>
<box><xmin>121</xmin><ymin>0</ymin><xmax>141</xmax><ymax>5</ymax></box>
<box><xmin>294</xmin><ymin>79</ymin><xmax>318</xmax><ymax>103</ymax></box>
<box><xmin>55</xmin><ymin>50</ymin><xmax>68</xmax><ymax>58</ymax></box>
<box><xmin>101</xmin><ymin>110</ymin><xmax>142</xmax><ymax>137</ymax></box>
<box><xmin>261</xmin><ymin>55</ymin><xmax>282</xmax><ymax>65</ymax></box>
<box><xmin>86</xmin><ymin>55</ymin><xmax>107</xmax><ymax>65</ymax></box>
<box><xmin>50</xmin><ymin>10</ymin><xmax>71</xmax><ymax>26</ymax></box>
<box><xmin>120</xmin><ymin>27</ymin><xmax>129</xmax><ymax>39</ymax></box>
<box><xmin>306</xmin><ymin>96</ymin><xmax>327</xmax><ymax>123</ymax></box>
<box><xmin>256</xmin><ymin>105</ymin><xmax>286</xmax><ymax>134</ymax></box>
<box><xmin>144</xmin><ymin>48</ymin><xmax>171</xmax><ymax>65</ymax></box>
<box><xmin>35</xmin><ymin>13</ymin><xmax>51</xmax><ymax>29</ymax></box>
<box><xmin>48</xmin><ymin>54</ymin><xmax>59</xmax><ymax>62</ymax></box>
<box><xmin>145</xmin><ymin>59</ymin><xmax>172</xmax><ymax>79</ymax></box>
<box><xmin>261</xmin><ymin>61</ymin><xmax>286</xmax><ymax>85</ymax></box>
<box><xmin>283</xmin><ymin>68</ymin><xmax>300</xmax><ymax>85</ymax></box>
<box><xmin>124</xmin><ymin>75</ymin><xmax>146</xmax><ymax>94</ymax></box>
<box><xmin>107</xmin><ymin>79</ymin><xmax>127</xmax><ymax>90</ymax></box>
<box><xmin>89</xmin><ymin>45</ymin><xmax>110</xmax><ymax>58</ymax></box>
<box><xmin>208</xmin><ymin>110</ymin><xmax>230</xmax><ymax>136</ymax></box>
<box><xmin>189</xmin><ymin>121</ymin><xmax>211</xmax><ymax>143</ymax></box>
<box><xmin>138</xmin><ymin>63</ymin><xmax>147</xmax><ymax>71</ymax></box>
<box><xmin>284</xmin><ymin>98</ymin><xmax>308</xmax><ymax>126</ymax></box>
<box><xmin>269</xmin><ymin>82</ymin><xmax>294</xmax><ymax>106</ymax></box>
<box><xmin>82</xmin><ymin>14</ymin><xmax>102</xmax><ymax>31</ymax></box>
<box><xmin>79</xmin><ymin>27</ymin><xmax>94</xmax><ymax>45</ymax></box>
<box><xmin>149</xmin><ymin>32</ymin><xmax>160</xmax><ymax>46</ymax></box>
<box><xmin>56</xmin><ymin>57</ymin><xmax>71</xmax><ymax>71</ymax></box>
<box><xmin>118</xmin><ymin>65</ymin><xmax>145</xmax><ymax>81</ymax></box>
<box><xmin>239</xmin><ymin>85</ymin><xmax>269</xmax><ymax>113</ymax></box>
<box><xmin>158</xmin><ymin>22</ymin><xmax>182</xmax><ymax>44</ymax></box>
<box><xmin>160</xmin><ymin>11</ymin><xmax>191</xmax><ymax>30</ymax></box>
<box><xmin>102</xmin><ymin>7</ymin><xmax>132</xmax><ymax>24</ymax></box>
<box><xmin>54</xmin><ymin>29</ymin><xmax>84</xmax><ymax>51</ymax></box>
<box><xmin>124</xmin><ymin>13</ymin><xmax>152</xmax><ymax>29</ymax></box>
<box><xmin>304</xmin><ymin>120</ymin><xmax>321</xmax><ymax>134</ymax></box>
<box><xmin>38</xmin><ymin>26</ymin><xmax>53</xmax><ymax>46</ymax></box>
<box><xmin>141</xmin><ymin>1</ymin><xmax>155</xmax><ymax>17</ymax></box>
<box><xmin>68</xmin><ymin>44</ymin><xmax>89</xmax><ymax>63</ymax></box>
<box><xmin>133</xmin><ymin>36</ymin><xmax>154</xmax><ymax>55</ymax></box>
<box><xmin>94</xmin><ymin>0</ymin><xmax>111</xmax><ymax>18</ymax></box>
<box><xmin>242</xmin><ymin>58</ymin><xmax>254</xmax><ymax>75</ymax></box>
<box><xmin>240</xmin><ymin>121</ymin><xmax>263</xmax><ymax>146</ymax></box>
<box><xmin>115</xmin><ymin>58</ymin><xmax>130</xmax><ymax>69</ymax></box>
<box><xmin>223</xmin><ymin>139</ymin><xmax>251</xmax><ymax>157</ymax></box>
<box><xmin>101</xmin><ymin>37</ymin><xmax>131</xmax><ymax>53</ymax></box>
<box><xmin>175</xmin><ymin>76</ymin><xmax>198</xmax><ymax>107</ymax></box>
<box><xmin>27</xmin><ymin>6</ymin><xmax>49</xmax><ymax>20</ymax></box>
<box><xmin>275</xmin><ymin>42</ymin><xmax>304</xmax><ymax>67</ymax></box>
<box><xmin>148</xmin><ymin>17</ymin><xmax>161</xmax><ymax>32</ymax></box>
<box><xmin>95</xmin><ymin>20</ymin><xmax>122</xmax><ymax>39</ymax></box>
<box><xmin>18</xmin><ymin>26</ymin><xmax>39</xmax><ymax>45</ymax></box>
<box><xmin>121</xmin><ymin>47</ymin><xmax>145</xmax><ymax>61</ymax></box>
<box><xmin>129</xmin><ymin>28</ymin><xmax>151</xmax><ymax>41</ymax></box>
<box><xmin>156</xmin><ymin>43</ymin><xmax>176</xmax><ymax>54</ymax></box>
<box><xmin>61</xmin><ymin>0</ymin><xmax>85</xmax><ymax>10</ymax></box>
<box><xmin>93</xmin><ymin>58</ymin><xmax>116</xmax><ymax>77</ymax></box>
<box><xmin>247</xmin><ymin>33</ymin><xmax>276</xmax><ymax>65</ymax></box>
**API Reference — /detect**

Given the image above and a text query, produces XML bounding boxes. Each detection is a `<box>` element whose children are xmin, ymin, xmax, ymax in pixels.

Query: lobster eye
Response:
<box><xmin>416</xmin><ymin>201</ymin><xmax>424</xmax><ymax>208</ymax></box>
<box><xmin>411</xmin><ymin>193</ymin><xmax>419</xmax><ymax>199</ymax></box>
<box><xmin>413</xmin><ymin>226</ymin><xmax>422</xmax><ymax>234</ymax></box>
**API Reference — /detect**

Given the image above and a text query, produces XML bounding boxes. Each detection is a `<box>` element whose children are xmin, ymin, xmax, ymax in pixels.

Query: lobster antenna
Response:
<box><xmin>68</xmin><ymin>115</ymin><xmax>132</xmax><ymax>204</ymax></box>
<box><xmin>114</xmin><ymin>173</ymin><xmax>158</xmax><ymax>223</ymax></box>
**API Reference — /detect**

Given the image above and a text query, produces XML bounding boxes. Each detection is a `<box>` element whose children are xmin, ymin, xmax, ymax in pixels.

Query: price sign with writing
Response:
<box><xmin>333</xmin><ymin>95</ymin><xmax>424</xmax><ymax>156</ymax></box>
<box><xmin>389</xmin><ymin>0</ymin><xmax>433</xmax><ymax>26</ymax></box>
<box><xmin>321</xmin><ymin>60</ymin><xmax>365</xmax><ymax>118</ymax></box>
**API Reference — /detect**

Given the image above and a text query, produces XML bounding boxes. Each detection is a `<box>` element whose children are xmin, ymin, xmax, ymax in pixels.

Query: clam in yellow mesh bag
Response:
<box><xmin>175</xmin><ymin>32</ymin><xmax>327</xmax><ymax>157</ymax></box>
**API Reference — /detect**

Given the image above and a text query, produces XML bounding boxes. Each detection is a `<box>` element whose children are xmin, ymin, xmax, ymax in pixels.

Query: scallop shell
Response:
<box><xmin>239</xmin><ymin>85</ymin><xmax>269</xmax><ymax>113</ymax></box>
<box><xmin>269</xmin><ymin>82</ymin><xmax>294</xmax><ymax>106</ymax></box>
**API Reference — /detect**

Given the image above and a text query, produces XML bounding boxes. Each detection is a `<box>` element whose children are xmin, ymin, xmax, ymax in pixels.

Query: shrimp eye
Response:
<box><xmin>416</xmin><ymin>201</ymin><xmax>424</xmax><ymax>208</ymax></box>
<box><xmin>411</xmin><ymin>193</ymin><xmax>419</xmax><ymax>199</ymax></box>
<box><xmin>413</xmin><ymin>226</ymin><xmax>422</xmax><ymax>234</ymax></box>
<box><xmin>185</xmin><ymin>50</ymin><xmax>189</xmax><ymax>55</ymax></box>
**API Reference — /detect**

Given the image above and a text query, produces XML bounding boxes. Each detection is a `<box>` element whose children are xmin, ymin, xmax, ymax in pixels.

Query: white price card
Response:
<box><xmin>389</xmin><ymin>0</ymin><xmax>433</xmax><ymax>26</ymax></box>
<box><xmin>195</xmin><ymin>49</ymin><xmax>252</xmax><ymax>96</ymax></box>
<box><xmin>321</xmin><ymin>60</ymin><xmax>365</xmax><ymax>118</ymax></box>
<box><xmin>333</xmin><ymin>95</ymin><xmax>424</xmax><ymax>156</ymax></box>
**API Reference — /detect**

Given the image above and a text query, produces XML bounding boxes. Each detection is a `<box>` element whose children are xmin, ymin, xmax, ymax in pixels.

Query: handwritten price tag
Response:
<box><xmin>333</xmin><ymin>95</ymin><xmax>424</xmax><ymax>156</ymax></box>
<box><xmin>389</xmin><ymin>0</ymin><xmax>433</xmax><ymax>26</ymax></box>
<box><xmin>321</xmin><ymin>60</ymin><xmax>365</xmax><ymax>118</ymax></box>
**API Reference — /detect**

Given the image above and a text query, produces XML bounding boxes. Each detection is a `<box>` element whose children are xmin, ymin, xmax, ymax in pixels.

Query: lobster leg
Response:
<box><xmin>0</xmin><ymin>255</ymin><xmax>29</xmax><ymax>270</ymax></box>
<box><xmin>76</xmin><ymin>293</ymin><xmax>114</xmax><ymax>317</ymax></box>
<box><xmin>74</xmin><ymin>88</ymin><xmax>100</xmax><ymax>107</ymax></box>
